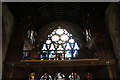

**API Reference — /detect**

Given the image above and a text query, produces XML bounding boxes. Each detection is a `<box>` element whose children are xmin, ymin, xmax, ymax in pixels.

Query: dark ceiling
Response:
<box><xmin>5</xmin><ymin>2</ymin><xmax>110</xmax><ymax>30</ymax></box>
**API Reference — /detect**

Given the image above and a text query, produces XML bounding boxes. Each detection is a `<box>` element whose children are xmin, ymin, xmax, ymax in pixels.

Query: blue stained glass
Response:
<box><xmin>73</xmin><ymin>50</ymin><xmax>78</xmax><ymax>57</ymax></box>
<box><xmin>41</xmin><ymin>28</ymin><xmax>80</xmax><ymax>60</ymax></box>
<box><xmin>49</xmin><ymin>51</ymin><xmax>53</xmax><ymax>58</ymax></box>
<box><xmin>66</xmin><ymin>43</ymin><xmax>71</xmax><ymax>50</ymax></box>
<box><xmin>70</xmin><ymin>44</ymin><xmax>74</xmax><ymax>48</ymax></box>
<box><xmin>49</xmin><ymin>51</ymin><xmax>55</xmax><ymax>59</ymax></box>
<box><xmin>74</xmin><ymin>43</ymin><xmax>79</xmax><ymax>50</ymax></box>
<box><xmin>65</xmin><ymin>50</ymin><xmax>72</xmax><ymax>58</ymax></box>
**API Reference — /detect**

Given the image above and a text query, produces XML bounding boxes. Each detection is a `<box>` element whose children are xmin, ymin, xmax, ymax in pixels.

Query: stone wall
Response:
<box><xmin>105</xmin><ymin>3</ymin><xmax>120</xmax><ymax>71</ymax></box>
<box><xmin>2</xmin><ymin>3</ymin><xmax>15</xmax><ymax>64</ymax></box>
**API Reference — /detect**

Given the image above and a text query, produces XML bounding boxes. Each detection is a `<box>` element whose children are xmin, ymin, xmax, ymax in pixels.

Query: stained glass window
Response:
<box><xmin>40</xmin><ymin>73</ymin><xmax>52</xmax><ymax>80</ymax></box>
<box><xmin>83</xmin><ymin>29</ymin><xmax>91</xmax><ymax>42</ymax></box>
<box><xmin>54</xmin><ymin>72</ymin><xmax>65</xmax><ymax>80</ymax></box>
<box><xmin>27</xmin><ymin>30</ymin><xmax>37</xmax><ymax>44</ymax></box>
<box><xmin>69</xmin><ymin>72</ymin><xmax>81</xmax><ymax>80</ymax></box>
<box><xmin>29</xmin><ymin>72</ymin><xmax>36</xmax><ymax>80</ymax></box>
<box><xmin>41</xmin><ymin>27</ymin><xmax>80</xmax><ymax>60</ymax></box>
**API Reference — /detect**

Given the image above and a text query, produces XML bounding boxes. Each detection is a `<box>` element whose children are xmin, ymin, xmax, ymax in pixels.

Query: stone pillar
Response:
<box><xmin>105</xmin><ymin>3</ymin><xmax>120</xmax><ymax>72</ymax></box>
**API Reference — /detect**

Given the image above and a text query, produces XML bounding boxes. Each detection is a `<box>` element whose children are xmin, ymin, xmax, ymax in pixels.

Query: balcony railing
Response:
<box><xmin>22</xmin><ymin>50</ymin><xmax>98</xmax><ymax>61</ymax></box>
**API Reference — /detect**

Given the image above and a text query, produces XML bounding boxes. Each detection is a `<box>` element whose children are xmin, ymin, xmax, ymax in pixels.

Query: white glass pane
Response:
<box><xmin>66</xmin><ymin>43</ymin><xmax>71</xmax><ymax>50</ymax></box>
<box><xmin>50</xmin><ymin>44</ymin><xmax>55</xmax><ymax>50</ymax></box>
<box><xmin>46</xmin><ymin>40</ymin><xmax>51</xmax><ymax>44</ymax></box>
<box><xmin>57</xmin><ymin>51</ymin><xmax>63</xmax><ymax>53</ymax></box>
<box><xmin>47</xmin><ymin>45</ymin><xmax>50</xmax><ymax>49</ymax></box>
<box><xmin>73</xmin><ymin>50</ymin><xmax>78</xmax><ymax>57</ymax></box>
<box><xmin>52</xmin><ymin>35</ymin><xmax>59</xmax><ymax>41</ymax></box>
<box><xmin>74</xmin><ymin>43</ymin><xmax>79</xmax><ymax>50</ymax></box>
<box><xmin>58</xmin><ymin>40</ymin><xmax>62</xmax><ymax>44</ymax></box>
<box><xmin>52</xmin><ymin>31</ymin><xmax>55</xmax><ymax>34</ymax></box>
<box><xmin>69</xmin><ymin>34</ymin><xmax>72</xmax><ymax>36</ymax></box>
<box><xmin>64</xmin><ymin>30</ymin><xmax>68</xmax><ymax>34</ymax></box>
<box><xmin>57</xmin><ymin>45</ymin><xmax>64</xmax><ymax>50</ymax></box>
<box><xmin>48</xmin><ymin>35</ymin><xmax>51</xmax><ymax>37</ymax></box>
<box><xmin>69</xmin><ymin>39</ymin><xmax>74</xmax><ymax>43</ymax></box>
<box><xmin>56</xmin><ymin>29</ymin><xmax>64</xmax><ymax>35</ymax></box>
<box><xmin>54</xmin><ymin>44</ymin><xmax>58</xmax><ymax>48</ymax></box>
<box><xmin>62</xmin><ymin>43</ymin><xmax>66</xmax><ymax>48</ymax></box>
<box><xmin>42</xmin><ymin>44</ymin><xmax>47</xmax><ymax>50</ymax></box>
<box><xmin>61</xmin><ymin>34</ymin><xmax>69</xmax><ymax>41</ymax></box>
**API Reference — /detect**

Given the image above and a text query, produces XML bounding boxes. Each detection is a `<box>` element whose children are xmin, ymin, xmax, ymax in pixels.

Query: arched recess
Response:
<box><xmin>22</xmin><ymin>21</ymin><xmax>97</xmax><ymax>60</ymax></box>
<box><xmin>36</xmin><ymin>21</ymin><xmax>83</xmax><ymax>48</ymax></box>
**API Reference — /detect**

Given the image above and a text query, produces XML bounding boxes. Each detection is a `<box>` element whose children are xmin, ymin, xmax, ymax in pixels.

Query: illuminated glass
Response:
<box><xmin>48</xmin><ymin>35</ymin><xmax>51</xmax><ymax>37</ymax></box>
<box><xmin>49</xmin><ymin>51</ymin><xmax>54</xmax><ymax>59</ymax></box>
<box><xmin>40</xmin><ymin>73</ymin><xmax>52</xmax><ymax>80</ymax></box>
<box><xmin>65</xmin><ymin>50</ymin><xmax>72</xmax><ymax>57</ymax></box>
<box><xmin>64</xmin><ymin>29</ymin><xmax>68</xmax><ymax>34</ymax></box>
<box><xmin>85</xmin><ymin>29</ymin><xmax>91</xmax><ymax>42</ymax></box>
<box><xmin>52</xmin><ymin>31</ymin><xmax>55</xmax><ymax>34</ymax></box>
<box><xmin>52</xmin><ymin>35</ymin><xmax>59</xmax><ymax>41</ymax></box>
<box><xmin>41</xmin><ymin>27</ymin><xmax>80</xmax><ymax>60</ymax></box>
<box><xmin>69</xmin><ymin>34</ymin><xmax>72</xmax><ymax>36</ymax></box>
<box><xmin>49</xmin><ymin>44</ymin><xmax>55</xmax><ymax>50</ymax></box>
<box><xmin>47</xmin><ymin>45</ymin><xmax>50</xmax><ymax>49</ymax></box>
<box><xmin>29</xmin><ymin>72</ymin><xmax>36</xmax><ymax>80</ymax></box>
<box><xmin>74</xmin><ymin>43</ymin><xmax>79</xmax><ymax>50</ymax></box>
<box><xmin>56</xmin><ymin>29</ymin><xmax>64</xmax><ymax>35</ymax></box>
<box><xmin>73</xmin><ymin>50</ymin><xmax>78</xmax><ymax>57</ymax></box>
<box><xmin>69</xmin><ymin>72</ymin><xmax>81</xmax><ymax>80</ymax></box>
<box><xmin>69</xmin><ymin>39</ymin><xmax>74</xmax><ymax>43</ymax></box>
<box><xmin>42</xmin><ymin>44</ymin><xmax>47</xmax><ymax>50</ymax></box>
<box><xmin>66</xmin><ymin>43</ymin><xmax>71</xmax><ymax>50</ymax></box>
<box><xmin>46</xmin><ymin>40</ymin><xmax>51</xmax><ymax>44</ymax></box>
<box><xmin>57</xmin><ymin>51</ymin><xmax>63</xmax><ymax>54</ymax></box>
<box><xmin>54</xmin><ymin>72</ymin><xmax>65</xmax><ymax>80</ymax></box>
<box><xmin>58</xmin><ymin>40</ymin><xmax>62</xmax><ymax>44</ymax></box>
<box><xmin>57</xmin><ymin>45</ymin><xmax>64</xmax><ymax>50</ymax></box>
<box><xmin>27</xmin><ymin>30</ymin><xmax>37</xmax><ymax>44</ymax></box>
<box><xmin>61</xmin><ymin>34</ymin><xmax>69</xmax><ymax>41</ymax></box>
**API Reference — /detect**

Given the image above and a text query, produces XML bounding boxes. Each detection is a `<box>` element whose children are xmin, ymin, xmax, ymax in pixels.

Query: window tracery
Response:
<box><xmin>41</xmin><ymin>26</ymin><xmax>80</xmax><ymax>60</ymax></box>
<box><xmin>69</xmin><ymin>72</ymin><xmax>81</xmax><ymax>80</ymax></box>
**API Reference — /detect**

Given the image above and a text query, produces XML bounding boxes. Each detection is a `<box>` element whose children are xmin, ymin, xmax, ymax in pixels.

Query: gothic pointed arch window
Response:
<box><xmin>69</xmin><ymin>72</ymin><xmax>81</xmax><ymax>80</ymax></box>
<box><xmin>22</xmin><ymin>30</ymin><xmax>37</xmax><ymax>60</ymax></box>
<box><xmin>40</xmin><ymin>73</ymin><xmax>53</xmax><ymax>80</ymax></box>
<box><xmin>29</xmin><ymin>72</ymin><xmax>36</xmax><ymax>80</ymax></box>
<box><xmin>41</xmin><ymin>26</ymin><xmax>80</xmax><ymax>60</ymax></box>
<box><xmin>27</xmin><ymin>30</ymin><xmax>37</xmax><ymax>45</ymax></box>
<box><xmin>54</xmin><ymin>72</ymin><xmax>65</xmax><ymax>80</ymax></box>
